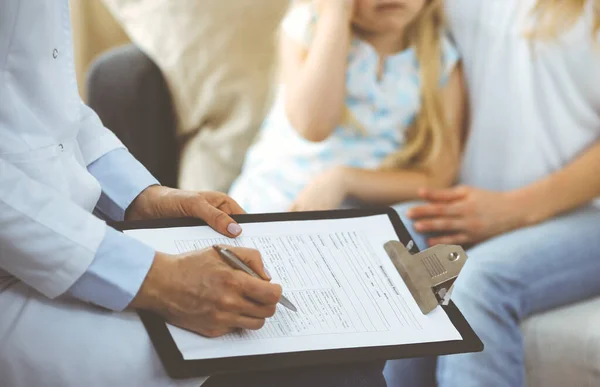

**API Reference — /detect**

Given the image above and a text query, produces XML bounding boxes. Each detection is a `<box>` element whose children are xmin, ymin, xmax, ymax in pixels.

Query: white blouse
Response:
<box><xmin>446</xmin><ymin>0</ymin><xmax>600</xmax><ymax>206</ymax></box>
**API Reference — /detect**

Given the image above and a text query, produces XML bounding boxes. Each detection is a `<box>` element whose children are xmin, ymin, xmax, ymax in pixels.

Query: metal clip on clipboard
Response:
<box><xmin>384</xmin><ymin>241</ymin><xmax>467</xmax><ymax>315</ymax></box>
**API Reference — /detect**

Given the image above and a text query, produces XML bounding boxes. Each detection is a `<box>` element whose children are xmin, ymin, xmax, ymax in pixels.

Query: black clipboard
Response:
<box><xmin>112</xmin><ymin>208</ymin><xmax>483</xmax><ymax>379</ymax></box>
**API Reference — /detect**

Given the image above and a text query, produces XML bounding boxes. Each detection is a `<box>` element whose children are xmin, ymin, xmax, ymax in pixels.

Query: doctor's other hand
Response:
<box><xmin>125</xmin><ymin>185</ymin><xmax>246</xmax><ymax>238</ymax></box>
<box><xmin>131</xmin><ymin>246</ymin><xmax>282</xmax><ymax>337</ymax></box>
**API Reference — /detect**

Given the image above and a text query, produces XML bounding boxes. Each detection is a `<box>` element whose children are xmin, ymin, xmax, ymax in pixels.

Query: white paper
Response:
<box><xmin>125</xmin><ymin>215</ymin><xmax>462</xmax><ymax>360</ymax></box>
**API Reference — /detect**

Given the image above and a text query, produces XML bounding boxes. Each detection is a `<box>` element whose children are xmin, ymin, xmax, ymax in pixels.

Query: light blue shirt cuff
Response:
<box><xmin>68</xmin><ymin>227</ymin><xmax>156</xmax><ymax>311</ymax></box>
<box><xmin>88</xmin><ymin>148</ymin><xmax>159</xmax><ymax>221</ymax></box>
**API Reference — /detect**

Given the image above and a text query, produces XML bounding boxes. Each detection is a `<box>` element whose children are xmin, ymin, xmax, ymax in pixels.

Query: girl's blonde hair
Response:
<box><xmin>380</xmin><ymin>0</ymin><xmax>447</xmax><ymax>168</ymax></box>
<box><xmin>340</xmin><ymin>0</ymin><xmax>449</xmax><ymax>169</ymax></box>
<box><xmin>528</xmin><ymin>0</ymin><xmax>600</xmax><ymax>40</ymax></box>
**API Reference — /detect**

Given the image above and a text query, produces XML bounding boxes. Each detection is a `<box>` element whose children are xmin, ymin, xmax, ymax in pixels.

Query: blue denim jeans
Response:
<box><xmin>384</xmin><ymin>202</ymin><xmax>600</xmax><ymax>387</ymax></box>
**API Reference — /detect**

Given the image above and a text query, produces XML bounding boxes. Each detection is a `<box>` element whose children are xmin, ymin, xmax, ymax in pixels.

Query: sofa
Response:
<box><xmin>87</xmin><ymin>44</ymin><xmax>600</xmax><ymax>387</ymax></box>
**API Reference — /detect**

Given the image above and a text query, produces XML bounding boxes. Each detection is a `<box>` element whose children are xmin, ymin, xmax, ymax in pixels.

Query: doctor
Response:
<box><xmin>0</xmin><ymin>1</ymin><xmax>387</xmax><ymax>386</ymax></box>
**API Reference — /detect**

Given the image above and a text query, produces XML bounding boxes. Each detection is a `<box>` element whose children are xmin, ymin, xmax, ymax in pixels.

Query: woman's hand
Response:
<box><xmin>126</xmin><ymin>186</ymin><xmax>245</xmax><ymax>238</ymax></box>
<box><xmin>406</xmin><ymin>186</ymin><xmax>527</xmax><ymax>246</ymax></box>
<box><xmin>290</xmin><ymin>167</ymin><xmax>348</xmax><ymax>212</ymax></box>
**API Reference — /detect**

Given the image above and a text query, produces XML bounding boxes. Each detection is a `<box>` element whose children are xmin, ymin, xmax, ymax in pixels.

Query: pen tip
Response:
<box><xmin>281</xmin><ymin>298</ymin><xmax>298</xmax><ymax>313</ymax></box>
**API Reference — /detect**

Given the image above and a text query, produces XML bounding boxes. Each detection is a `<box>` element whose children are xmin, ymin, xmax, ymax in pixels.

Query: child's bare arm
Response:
<box><xmin>337</xmin><ymin>65</ymin><xmax>468</xmax><ymax>205</ymax></box>
<box><xmin>281</xmin><ymin>1</ymin><xmax>353</xmax><ymax>142</ymax></box>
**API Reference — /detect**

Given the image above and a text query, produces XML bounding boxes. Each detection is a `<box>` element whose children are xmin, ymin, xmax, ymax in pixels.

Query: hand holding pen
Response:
<box><xmin>135</xmin><ymin>246</ymin><xmax>286</xmax><ymax>338</ymax></box>
<box><xmin>213</xmin><ymin>245</ymin><xmax>298</xmax><ymax>312</ymax></box>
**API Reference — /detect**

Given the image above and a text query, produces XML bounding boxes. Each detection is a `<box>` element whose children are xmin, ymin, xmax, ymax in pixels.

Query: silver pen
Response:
<box><xmin>212</xmin><ymin>245</ymin><xmax>298</xmax><ymax>312</ymax></box>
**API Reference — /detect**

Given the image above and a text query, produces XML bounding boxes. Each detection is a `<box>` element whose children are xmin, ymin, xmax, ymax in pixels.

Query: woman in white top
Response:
<box><xmin>386</xmin><ymin>0</ymin><xmax>600</xmax><ymax>386</ymax></box>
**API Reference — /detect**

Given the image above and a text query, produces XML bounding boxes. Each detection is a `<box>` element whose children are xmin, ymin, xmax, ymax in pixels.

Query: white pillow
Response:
<box><xmin>103</xmin><ymin>0</ymin><xmax>289</xmax><ymax>191</ymax></box>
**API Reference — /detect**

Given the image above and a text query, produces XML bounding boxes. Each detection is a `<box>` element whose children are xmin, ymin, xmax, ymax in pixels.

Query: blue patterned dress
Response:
<box><xmin>229</xmin><ymin>4</ymin><xmax>459</xmax><ymax>213</ymax></box>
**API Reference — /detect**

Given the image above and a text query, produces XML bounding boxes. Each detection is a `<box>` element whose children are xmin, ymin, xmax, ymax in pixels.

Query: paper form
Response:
<box><xmin>125</xmin><ymin>215</ymin><xmax>462</xmax><ymax>360</ymax></box>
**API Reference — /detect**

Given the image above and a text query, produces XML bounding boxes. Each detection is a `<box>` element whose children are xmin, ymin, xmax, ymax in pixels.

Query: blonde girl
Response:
<box><xmin>385</xmin><ymin>0</ymin><xmax>600</xmax><ymax>386</ymax></box>
<box><xmin>229</xmin><ymin>0</ymin><xmax>466</xmax><ymax>213</ymax></box>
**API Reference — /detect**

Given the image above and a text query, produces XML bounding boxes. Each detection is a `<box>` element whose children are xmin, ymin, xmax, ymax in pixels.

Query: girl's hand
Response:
<box><xmin>406</xmin><ymin>186</ymin><xmax>527</xmax><ymax>246</ymax></box>
<box><xmin>314</xmin><ymin>0</ymin><xmax>355</xmax><ymax>22</ymax></box>
<box><xmin>290</xmin><ymin>168</ymin><xmax>348</xmax><ymax>212</ymax></box>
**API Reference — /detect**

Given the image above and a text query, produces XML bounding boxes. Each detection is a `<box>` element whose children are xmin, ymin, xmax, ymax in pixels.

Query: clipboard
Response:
<box><xmin>112</xmin><ymin>208</ymin><xmax>483</xmax><ymax>379</ymax></box>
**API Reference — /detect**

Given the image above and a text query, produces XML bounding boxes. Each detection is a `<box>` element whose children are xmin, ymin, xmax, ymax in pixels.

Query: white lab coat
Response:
<box><xmin>0</xmin><ymin>1</ymin><xmax>204</xmax><ymax>386</ymax></box>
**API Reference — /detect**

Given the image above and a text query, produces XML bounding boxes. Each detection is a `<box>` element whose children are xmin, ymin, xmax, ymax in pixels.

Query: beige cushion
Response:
<box><xmin>102</xmin><ymin>0</ymin><xmax>289</xmax><ymax>191</ymax></box>
<box><xmin>523</xmin><ymin>296</ymin><xmax>600</xmax><ymax>387</ymax></box>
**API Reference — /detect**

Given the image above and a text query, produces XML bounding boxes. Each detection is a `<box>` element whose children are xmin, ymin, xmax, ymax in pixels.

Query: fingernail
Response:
<box><xmin>227</xmin><ymin>223</ymin><xmax>242</xmax><ymax>236</ymax></box>
<box><xmin>264</xmin><ymin>267</ymin><xmax>272</xmax><ymax>280</ymax></box>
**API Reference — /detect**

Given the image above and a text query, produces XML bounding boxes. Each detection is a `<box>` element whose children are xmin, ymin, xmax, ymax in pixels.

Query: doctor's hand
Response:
<box><xmin>131</xmin><ymin>246</ymin><xmax>282</xmax><ymax>337</ymax></box>
<box><xmin>126</xmin><ymin>186</ymin><xmax>245</xmax><ymax>238</ymax></box>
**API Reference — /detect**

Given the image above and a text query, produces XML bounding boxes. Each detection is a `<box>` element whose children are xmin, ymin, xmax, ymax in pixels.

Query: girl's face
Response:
<box><xmin>352</xmin><ymin>0</ymin><xmax>427</xmax><ymax>34</ymax></box>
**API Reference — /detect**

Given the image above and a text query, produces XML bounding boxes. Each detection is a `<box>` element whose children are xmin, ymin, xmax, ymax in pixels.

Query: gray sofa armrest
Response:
<box><xmin>86</xmin><ymin>44</ymin><xmax>178</xmax><ymax>188</ymax></box>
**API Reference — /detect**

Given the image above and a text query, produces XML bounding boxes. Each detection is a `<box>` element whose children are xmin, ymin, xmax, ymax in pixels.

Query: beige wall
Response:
<box><xmin>70</xmin><ymin>0</ymin><xmax>129</xmax><ymax>100</ymax></box>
